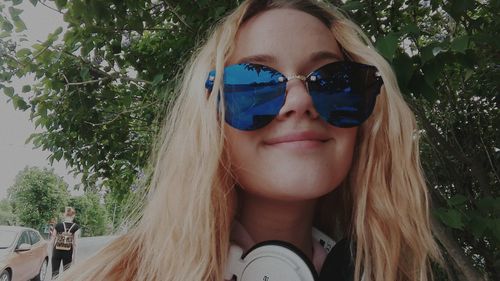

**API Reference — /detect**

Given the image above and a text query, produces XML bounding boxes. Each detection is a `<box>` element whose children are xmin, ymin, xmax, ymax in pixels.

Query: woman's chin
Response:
<box><xmin>243</xmin><ymin>182</ymin><xmax>337</xmax><ymax>202</ymax></box>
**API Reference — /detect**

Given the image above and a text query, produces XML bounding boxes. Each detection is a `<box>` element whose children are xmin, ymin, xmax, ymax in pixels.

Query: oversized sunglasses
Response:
<box><xmin>205</xmin><ymin>61</ymin><xmax>383</xmax><ymax>131</ymax></box>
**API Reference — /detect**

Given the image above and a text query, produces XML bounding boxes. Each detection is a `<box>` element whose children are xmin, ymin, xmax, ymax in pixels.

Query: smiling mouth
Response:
<box><xmin>266</xmin><ymin>139</ymin><xmax>328</xmax><ymax>149</ymax></box>
<box><xmin>264</xmin><ymin>132</ymin><xmax>330</xmax><ymax>148</ymax></box>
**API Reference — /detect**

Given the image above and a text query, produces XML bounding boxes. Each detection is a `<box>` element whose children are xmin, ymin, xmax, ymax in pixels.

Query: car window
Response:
<box><xmin>29</xmin><ymin>231</ymin><xmax>41</xmax><ymax>245</ymax></box>
<box><xmin>0</xmin><ymin>230</ymin><xmax>17</xmax><ymax>248</ymax></box>
<box><xmin>17</xmin><ymin>231</ymin><xmax>30</xmax><ymax>247</ymax></box>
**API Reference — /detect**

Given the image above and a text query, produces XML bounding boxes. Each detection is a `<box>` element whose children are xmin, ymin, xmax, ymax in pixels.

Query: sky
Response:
<box><xmin>0</xmin><ymin>1</ymin><xmax>80</xmax><ymax>199</ymax></box>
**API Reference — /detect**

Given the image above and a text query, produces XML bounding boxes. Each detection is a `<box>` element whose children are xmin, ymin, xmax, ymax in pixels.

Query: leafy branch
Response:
<box><xmin>83</xmin><ymin>100</ymin><xmax>159</xmax><ymax>127</ymax></box>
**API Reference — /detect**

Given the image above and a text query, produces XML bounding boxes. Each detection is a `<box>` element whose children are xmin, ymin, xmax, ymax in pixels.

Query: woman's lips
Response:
<box><xmin>264</xmin><ymin>131</ymin><xmax>330</xmax><ymax>148</ymax></box>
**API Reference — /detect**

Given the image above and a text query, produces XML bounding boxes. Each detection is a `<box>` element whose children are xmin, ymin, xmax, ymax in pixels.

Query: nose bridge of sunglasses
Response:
<box><xmin>278</xmin><ymin>76</ymin><xmax>318</xmax><ymax>114</ymax></box>
<box><xmin>279</xmin><ymin>73</ymin><xmax>318</xmax><ymax>95</ymax></box>
<box><xmin>285</xmin><ymin>74</ymin><xmax>307</xmax><ymax>82</ymax></box>
<box><xmin>280</xmin><ymin>74</ymin><xmax>307</xmax><ymax>89</ymax></box>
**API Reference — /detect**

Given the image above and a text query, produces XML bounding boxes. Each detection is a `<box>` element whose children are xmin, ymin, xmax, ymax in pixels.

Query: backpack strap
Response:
<box><xmin>62</xmin><ymin>222</ymin><xmax>67</xmax><ymax>233</ymax></box>
<box><xmin>67</xmin><ymin>222</ymin><xmax>76</xmax><ymax>233</ymax></box>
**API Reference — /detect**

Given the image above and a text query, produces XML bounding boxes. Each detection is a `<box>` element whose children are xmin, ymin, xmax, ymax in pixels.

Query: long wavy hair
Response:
<box><xmin>62</xmin><ymin>1</ymin><xmax>442</xmax><ymax>280</ymax></box>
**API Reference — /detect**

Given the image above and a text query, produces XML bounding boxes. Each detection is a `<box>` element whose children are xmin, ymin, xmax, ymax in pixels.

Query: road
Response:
<box><xmin>75</xmin><ymin>235</ymin><xmax>117</xmax><ymax>262</ymax></box>
<box><xmin>48</xmin><ymin>235</ymin><xmax>117</xmax><ymax>279</ymax></box>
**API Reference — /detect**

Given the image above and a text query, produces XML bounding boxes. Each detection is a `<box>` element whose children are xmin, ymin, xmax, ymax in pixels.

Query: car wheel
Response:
<box><xmin>32</xmin><ymin>258</ymin><xmax>48</xmax><ymax>281</ymax></box>
<box><xmin>0</xmin><ymin>270</ymin><xmax>10</xmax><ymax>281</ymax></box>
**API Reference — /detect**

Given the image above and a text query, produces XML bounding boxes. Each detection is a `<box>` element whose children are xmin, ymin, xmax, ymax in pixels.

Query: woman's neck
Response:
<box><xmin>237</xmin><ymin>191</ymin><xmax>317</xmax><ymax>260</ymax></box>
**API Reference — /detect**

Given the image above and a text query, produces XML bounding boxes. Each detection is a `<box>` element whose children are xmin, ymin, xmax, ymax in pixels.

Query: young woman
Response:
<box><xmin>62</xmin><ymin>0</ymin><xmax>442</xmax><ymax>280</ymax></box>
<box><xmin>52</xmin><ymin>207</ymin><xmax>80</xmax><ymax>279</ymax></box>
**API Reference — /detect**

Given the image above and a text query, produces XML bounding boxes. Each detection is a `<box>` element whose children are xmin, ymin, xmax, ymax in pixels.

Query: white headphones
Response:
<box><xmin>224</xmin><ymin>229</ymin><xmax>354</xmax><ymax>281</ymax></box>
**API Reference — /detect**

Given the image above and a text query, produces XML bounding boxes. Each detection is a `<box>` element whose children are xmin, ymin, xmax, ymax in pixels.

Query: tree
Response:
<box><xmin>339</xmin><ymin>1</ymin><xmax>499</xmax><ymax>279</ymax></box>
<box><xmin>0</xmin><ymin>0</ymin><xmax>498</xmax><ymax>279</ymax></box>
<box><xmin>69</xmin><ymin>192</ymin><xmax>108</xmax><ymax>237</ymax></box>
<box><xmin>7</xmin><ymin>166</ymin><xmax>70</xmax><ymax>230</ymax></box>
<box><xmin>1</xmin><ymin>0</ymin><xmax>236</xmax><ymax>197</ymax></box>
<box><xmin>0</xmin><ymin>198</ymin><xmax>17</xmax><ymax>225</ymax></box>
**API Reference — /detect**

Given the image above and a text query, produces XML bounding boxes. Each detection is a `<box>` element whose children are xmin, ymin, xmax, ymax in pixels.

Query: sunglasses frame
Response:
<box><xmin>205</xmin><ymin>61</ymin><xmax>383</xmax><ymax>131</ymax></box>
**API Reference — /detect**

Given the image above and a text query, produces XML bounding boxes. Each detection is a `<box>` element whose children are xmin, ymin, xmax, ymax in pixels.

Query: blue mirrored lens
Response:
<box><xmin>308</xmin><ymin>62</ymin><xmax>382</xmax><ymax>128</ymax></box>
<box><xmin>222</xmin><ymin>64</ymin><xmax>286</xmax><ymax>130</ymax></box>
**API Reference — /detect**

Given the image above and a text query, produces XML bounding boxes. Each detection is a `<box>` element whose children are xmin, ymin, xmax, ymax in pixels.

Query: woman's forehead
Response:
<box><xmin>228</xmin><ymin>8</ymin><xmax>341</xmax><ymax>69</ymax></box>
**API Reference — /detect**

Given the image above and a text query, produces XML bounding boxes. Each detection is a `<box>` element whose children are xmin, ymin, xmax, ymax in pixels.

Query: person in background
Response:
<box><xmin>51</xmin><ymin>207</ymin><xmax>80</xmax><ymax>279</ymax></box>
<box><xmin>48</xmin><ymin>218</ymin><xmax>56</xmax><ymax>240</ymax></box>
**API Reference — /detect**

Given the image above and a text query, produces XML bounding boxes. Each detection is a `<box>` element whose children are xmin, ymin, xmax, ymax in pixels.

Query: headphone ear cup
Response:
<box><xmin>318</xmin><ymin>239</ymin><xmax>355</xmax><ymax>281</ymax></box>
<box><xmin>226</xmin><ymin>241</ymin><xmax>318</xmax><ymax>281</ymax></box>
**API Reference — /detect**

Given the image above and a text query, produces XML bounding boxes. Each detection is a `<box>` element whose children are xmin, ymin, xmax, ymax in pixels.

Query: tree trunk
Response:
<box><xmin>431</xmin><ymin>216</ymin><xmax>486</xmax><ymax>281</ymax></box>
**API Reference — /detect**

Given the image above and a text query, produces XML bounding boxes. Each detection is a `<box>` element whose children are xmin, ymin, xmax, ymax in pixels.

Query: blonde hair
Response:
<box><xmin>64</xmin><ymin>207</ymin><xmax>76</xmax><ymax>218</ymax></box>
<box><xmin>62</xmin><ymin>1</ymin><xmax>442</xmax><ymax>280</ymax></box>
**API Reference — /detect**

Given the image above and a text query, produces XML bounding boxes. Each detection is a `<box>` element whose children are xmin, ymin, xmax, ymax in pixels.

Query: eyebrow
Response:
<box><xmin>236</xmin><ymin>54</ymin><xmax>277</xmax><ymax>65</ymax></box>
<box><xmin>308</xmin><ymin>50</ymin><xmax>343</xmax><ymax>62</ymax></box>
<box><xmin>236</xmin><ymin>50</ymin><xmax>342</xmax><ymax>66</ymax></box>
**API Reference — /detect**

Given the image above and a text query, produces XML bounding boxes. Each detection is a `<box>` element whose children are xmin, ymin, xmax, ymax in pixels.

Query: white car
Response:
<box><xmin>0</xmin><ymin>226</ymin><xmax>49</xmax><ymax>281</ymax></box>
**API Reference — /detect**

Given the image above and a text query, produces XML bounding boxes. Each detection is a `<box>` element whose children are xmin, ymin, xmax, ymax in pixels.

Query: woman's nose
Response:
<box><xmin>276</xmin><ymin>79</ymin><xmax>320</xmax><ymax>121</ymax></box>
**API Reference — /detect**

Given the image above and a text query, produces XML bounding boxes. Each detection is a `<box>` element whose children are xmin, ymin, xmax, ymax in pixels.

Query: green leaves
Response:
<box><xmin>8</xmin><ymin>6</ymin><xmax>23</xmax><ymax>18</ymax></box>
<box><xmin>21</xmin><ymin>85</ymin><xmax>31</xmax><ymax>93</ymax></box>
<box><xmin>80</xmin><ymin>66</ymin><xmax>90</xmax><ymax>80</ymax></box>
<box><xmin>447</xmin><ymin>194</ymin><xmax>468</xmax><ymax>207</ymax></box>
<box><xmin>401</xmin><ymin>23</ymin><xmax>420</xmax><ymax>37</ymax></box>
<box><xmin>435</xmin><ymin>208</ymin><xmax>465</xmax><ymax>229</ymax></box>
<box><xmin>6</xmin><ymin>6</ymin><xmax>26</xmax><ymax>32</ymax></box>
<box><xmin>392</xmin><ymin>53</ymin><xmax>414</xmax><ymax>91</ymax></box>
<box><xmin>69</xmin><ymin>193</ymin><xmax>108</xmax><ymax>236</ymax></box>
<box><xmin>3</xmin><ymin>86</ymin><xmax>14</xmax><ymax>97</ymax></box>
<box><xmin>420</xmin><ymin>43</ymin><xmax>440</xmax><ymax>64</ymax></box>
<box><xmin>151</xmin><ymin>73</ymin><xmax>163</xmax><ymax>86</ymax></box>
<box><xmin>422</xmin><ymin>59</ymin><xmax>444</xmax><ymax>86</ymax></box>
<box><xmin>445</xmin><ymin>0</ymin><xmax>476</xmax><ymax>22</ymax></box>
<box><xmin>11</xmin><ymin>94</ymin><xmax>28</xmax><ymax>110</ymax></box>
<box><xmin>7</xmin><ymin>167</ymin><xmax>70</xmax><ymax>230</ymax></box>
<box><xmin>16</xmin><ymin>47</ymin><xmax>31</xmax><ymax>57</ymax></box>
<box><xmin>375</xmin><ymin>32</ymin><xmax>399</xmax><ymax>62</ymax></box>
<box><xmin>53</xmin><ymin>26</ymin><xmax>63</xmax><ymax>35</ymax></box>
<box><xmin>435</xmin><ymin>196</ymin><xmax>500</xmax><ymax>244</ymax></box>
<box><xmin>341</xmin><ymin>1</ymin><xmax>363</xmax><ymax>11</ymax></box>
<box><xmin>55</xmin><ymin>0</ymin><xmax>68</xmax><ymax>10</ymax></box>
<box><xmin>451</xmin><ymin>35</ymin><xmax>470</xmax><ymax>54</ymax></box>
<box><xmin>1</xmin><ymin>20</ymin><xmax>14</xmax><ymax>32</ymax></box>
